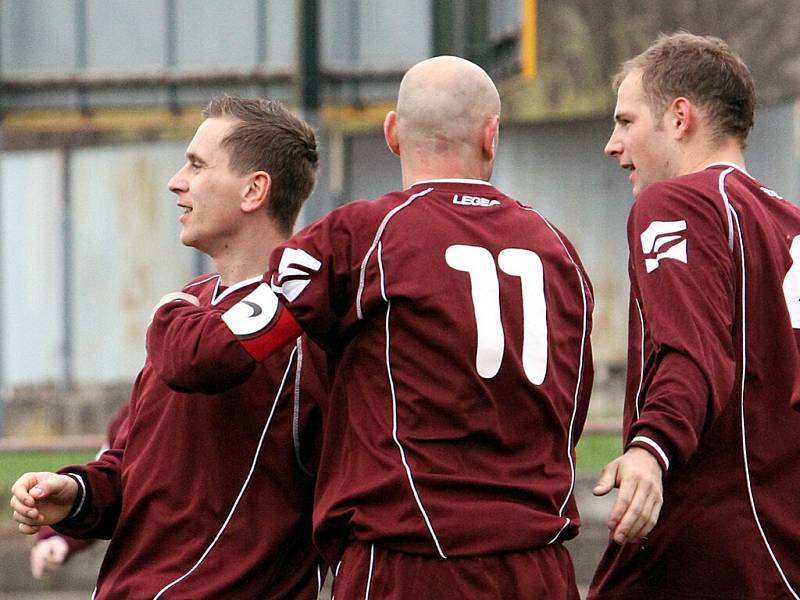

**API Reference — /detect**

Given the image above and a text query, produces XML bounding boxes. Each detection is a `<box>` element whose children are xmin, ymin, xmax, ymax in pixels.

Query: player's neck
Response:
<box><xmin>683</xmin><ymin>137</ymin><xmax>746</xmax><ymax>177</ymax></box>
<box><xmin>211</xmin><ymin>225</ymin><xmax>287</xmax><ymax>287</ymax></box>
<box><xmin>400</xmin><ymin>147</ymin><xmax>490</xmax><ymax>189</ymax></box>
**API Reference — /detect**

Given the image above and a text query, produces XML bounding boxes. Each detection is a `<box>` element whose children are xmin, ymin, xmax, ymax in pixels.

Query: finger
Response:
<box><xmin>10</xmin><ymin>473</ymin><xmax>41</xmax><ymax>508</ymax></box>
<box><xmin>607</xmin><ymin>476</ymin><xmax>636</xmax><ymax>532</ymax></box>
<box><xmin>619</xmin><ymin>492</ymin><xmax>657</xmax><ymax>544</ymax></box>
<box><xmin>18</xmin><ymin>521</ymin><xmax>42</xmax><ymax>535</ymax></box>
<box><xmin>10</xmin><ymin>496</ymin><xmax>40</xmax><ymax>519</ymax></box>
<box><xmin>28</xmin><ymin>474</ymin><xmax>69</xmax><ymax>501</ymax></box>
<box><xmin>612</xmin><ymin>481</ymin><xmax>653</xmax><ymax>544</ymax></box>
<box><xmin>633</xmin><ymin>492</ymin><xmax>663</xmax><ymax>541</ymax></box>
<box><xmin>593</xmin><ymin>461</ymin><xmax>619</xmax><ymax>496</ymax></box>
<box><xmin>12</xmin><ymin>508</ymin><xmax>42</xmax><ymax>526</ymax></box>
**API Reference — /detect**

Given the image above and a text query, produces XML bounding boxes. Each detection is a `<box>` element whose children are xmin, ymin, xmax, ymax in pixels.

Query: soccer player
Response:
<box><xmin>589</xmin><ymin>33</ymin><xmax>800</xmax><ymax>599</ymax></box>
<box><xmin>11</xmin><ymin>96</ymin><xmax>327</xmax><ymax>599</ymax></box>
<box><xmin>144</xmin><ymin>56</ymin><xmax>594</xmax><ymax>598</ymax></box>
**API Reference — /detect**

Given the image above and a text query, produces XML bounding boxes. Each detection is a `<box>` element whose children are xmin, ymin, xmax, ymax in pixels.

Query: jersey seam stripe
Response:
<box><xmin>717</xmin><ymin>167</ymin><xmax>736</xmax><ymax>253</ymax></box>
<box><xmin>634</xmin><ymin>298</ymin><xmax>645</xmax><ymax>421</ymax></box>
<box><xmin>356</xmin><ymin>188</ymin><xmax>434</xmax><ymax>320</ymax></box>
<box><xmin>364</xmin><ymin>543</ymin><xmax>375</xmax><ymax>600</ymax></box>
<box><xmin>292</xmin><ymin>337</ymin><xmax>315</xmax><ymax>477</ymax></box>
<box><xmin>522</xmin><ymin>207</ymin><xmax>587</xmax><ymax>539</ymax></box>
<box><xmin>728</xmin><ymin>197</ymin><xmax>799</xmax><ymax>599</ymax></box>
<box><xmin>183</xmin><ymin>273</ymin><xmax>220</xmax><ymax>292</ymax></box>
<box><xmin>152</xmin><ymin>345</ymin><xmax>299</xmax><ymax>599</ymax></box>
<box><xmin>378</xmin><ymin>241</ymin><xmax>447</xmax><ymax>559</ymax></box>
<box><xmin>630</xmin><ymin>436</ymin><xmax>670</xmax><ymax>470</ymax></box>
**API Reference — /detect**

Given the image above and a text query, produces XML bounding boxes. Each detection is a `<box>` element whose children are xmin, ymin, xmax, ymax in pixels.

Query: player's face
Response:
<box><xmin>168</xmin><ymin>117</ymin><xmax>249</xmax><ymax>254</ymax></box>
<box><xmin>604</xmin><ymin>71</ymin><xmax>675</xmax><ymax>198</ymax></box>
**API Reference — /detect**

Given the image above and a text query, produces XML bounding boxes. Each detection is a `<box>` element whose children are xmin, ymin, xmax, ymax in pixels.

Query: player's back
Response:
<box><xmin>308</xmin><ymin>180</ymin><xmax>594</xmax><ymax>560</ymax></box>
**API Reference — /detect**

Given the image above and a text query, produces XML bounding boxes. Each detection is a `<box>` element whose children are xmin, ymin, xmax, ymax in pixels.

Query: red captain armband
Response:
<box><xmin>221</xmin><ymin>283</ymin><xmax>302</xmax><ymax>362</ymax></box>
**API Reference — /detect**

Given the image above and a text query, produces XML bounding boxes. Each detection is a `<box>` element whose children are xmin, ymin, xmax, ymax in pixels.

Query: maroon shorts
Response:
<box><xmin>331</xmin><ymin>542</ymin><xmax>580</xmax><ymax>599</ymax></box>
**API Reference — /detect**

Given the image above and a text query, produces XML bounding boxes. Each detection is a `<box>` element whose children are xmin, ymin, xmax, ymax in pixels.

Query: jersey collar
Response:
<box><xmin>704</xmin><ymin>161</ymin><xmax>752</xmax><ymax>178</ymax></box>
<box><xmin>409</xmin><ymin>178</ymin><xmax>492</xmax><ymax>189</ymax></box>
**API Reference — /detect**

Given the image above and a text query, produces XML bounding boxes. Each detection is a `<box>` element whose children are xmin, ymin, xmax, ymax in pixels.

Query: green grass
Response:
<box><xmin>0</xmin><ymin>450</ymin><xmax>96</xmax><ymax>531</ymax></box>
<box><xmin>575</xmin><ymin>432</ymin><xmax>622</xmax><ymax>475</ymax></box>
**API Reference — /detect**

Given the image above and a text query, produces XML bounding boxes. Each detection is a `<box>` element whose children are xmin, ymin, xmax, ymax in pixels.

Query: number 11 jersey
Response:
<box><xmin>270</xmin><ymin>179</ymin><xmax>594</xmax><ymax>564</ymax></box>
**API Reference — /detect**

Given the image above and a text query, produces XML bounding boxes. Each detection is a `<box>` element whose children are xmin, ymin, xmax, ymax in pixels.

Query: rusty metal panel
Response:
<box><xmin>70</xmin><ymin>142</ymin><xmax>199</xmax><ymax>383</ymax></box>
<box><xmin>0</xmin><ymin>151</ymin><xmax>66</xmax><ymax>386</ymax></box>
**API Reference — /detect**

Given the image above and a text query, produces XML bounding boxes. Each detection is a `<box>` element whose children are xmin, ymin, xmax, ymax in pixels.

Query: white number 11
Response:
<box><xmin>445</xmin><ymin>245</ymin><xmax>548</xmax><ymax>384</ymax></box>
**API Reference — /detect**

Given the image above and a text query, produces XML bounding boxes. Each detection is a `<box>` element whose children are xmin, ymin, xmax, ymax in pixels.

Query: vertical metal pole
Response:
<box><xmin>75</xmin><ymin>0</ymin><xmax>91</xmax><ymax>115</ymax></box>
<box><xmin>256</xmin><ymin>0</ymin><xmax>268</xmax><ymax>97</ymax></box>
<box><xmin>62</xmin><ymin>148</ymin><xmax>74</xmax><ymax>391</ymax></box>
<box><xmin>298</xmin><ymin>0</ymin><xmax>320</xmax><ymax>126</ymax></box>
<box><xmin>465</xmin><ymin>0</ymin><xmax>489</xmax><ymax>67</ymax></box>
<box><xmin>165</xmin><ymin>0</ymin><xmax>179</xmax><ymax>113</ymax></box>
<box><xmin>431</xmin><ymin>0</ymin><xmax>457</xmax><ymax>56</ymax></box>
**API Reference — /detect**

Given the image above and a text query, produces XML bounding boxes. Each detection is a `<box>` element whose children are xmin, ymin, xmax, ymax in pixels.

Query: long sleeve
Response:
<box><xmin>625</xmin><ymin>180</ymin><xmax>737</xmax><ymax>469</ymax></box>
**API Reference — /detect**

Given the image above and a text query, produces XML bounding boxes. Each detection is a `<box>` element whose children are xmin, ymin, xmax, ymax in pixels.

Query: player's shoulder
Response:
<box><xmin>181</xmin><ymin>272</ymin><xmax>220</xmax><ymax>292</ymax></box>
<box><xmin>323</xmin><ymin>190</ymin><xmax>419</xmax><ymax>229</ymax></box>
<box><xmin>633</xmin><ymin>170</ymin><xmax>727</xmax><ymax>221</ymax></box>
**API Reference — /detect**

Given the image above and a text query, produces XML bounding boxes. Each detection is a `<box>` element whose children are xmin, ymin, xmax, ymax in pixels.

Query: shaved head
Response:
<box><xmin>395</xmin><ymin>56</ymin><xmax>501</xmax><ymax>149</ymax></box>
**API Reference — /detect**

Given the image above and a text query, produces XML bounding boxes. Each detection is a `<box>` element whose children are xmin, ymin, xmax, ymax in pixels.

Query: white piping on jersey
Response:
<box><xmin>706</xmin><ymin>161</ymin><xmax>751</xmax><ymax>178</ymax></box>
<box><xmin>292</xmin><ymin>337</ymin><xmax>316</xmax><ymax>477</ymax></box>
<box><xmin>356</xmin><ymin>188</ymin><xmax>433</xmax><ymax>320</ymax></box>
<box><xmin>410</xmin><ymin>177</ymin><xmax>492</xmax><ymax>187</ymax></box>
<box><xmin>317</xmin><ymin>564</ymin><xmax>323</xmax><ymax>596</ymax></box>
<box><xmin>331</xmin><ymin>559</ymin><xmax>343</xmax><ymax>600</ymax></box>
<box><xmin>183</xmin><ymin>273</ymin><xmax>219</xmax><ymax>292</ymax></box>
<box><xmin>725</xmin><ymin>177</ymin><xmax>800</xmax><ymax>598</ymax></box>
<box><xmin>717</xmin><ymin>168</ymin><xmax>737</xmax><ymax>252</ymax></box>
<box><xmin>519</xmin><ymin>207</ymin><xmax>589</xmax><ymax>544</ymax></box>
<box><xmin>378</xmin><ymin>241</ymin><xmax>448</xmax><ymax>559</ymax></box>
<box><xmin>364</xmin><ymin>543</ymin><xmax>375</xmax><ymax>599</ymax></box>
<box><xmin>181</xmin><ymin>274</ymin><xmax>263</xmax><ymax>306</ymax></box>
<box><xmin>211</xmin><ymin>275</ymin><xmax>262</xmax><ymax>305</ymax></box>
<box><xmin>152</xmin><ymin>346</ymin><xmax>299</xmax><ymax>599</ymax></box>
<box><xmin>634</xmin><ymin>298</ymin><xmax>645</xmax><ymax>421</ymax></box>
<box><xmin>630</xmin><ymin>436</ymin><xmax>670</xmax><ymax>470</ymax></box>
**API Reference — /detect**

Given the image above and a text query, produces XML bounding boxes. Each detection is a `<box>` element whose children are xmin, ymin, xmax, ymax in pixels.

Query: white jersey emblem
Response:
<box><xmin>640</xmin><ymin>220</ymin><xmax>688</xmax><ymax>273</ymax></box>
<box><xmin>270</xmin><ymin>247</ymin><xmax>322</xmax><ymax>302</ymax></box>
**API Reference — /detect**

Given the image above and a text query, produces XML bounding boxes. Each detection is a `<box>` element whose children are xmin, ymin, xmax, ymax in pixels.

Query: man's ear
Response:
<box><xmin>241</xmin><ymin>171</ymin><xmax>271</xmax><ymax>213</ymax></box>
<box><xmin>669</xmin><ymin>97</ymin><xmax>693</xmax><ymax>140</ymax></box>
<box><xmin>482</xmin><ymin>115</ymin><xmax>500</xmax><ymax>161</ymax></box>
<box><xmin>384</xmin><ymin>111</ymin><xmax>400</xmax><ymax>156</ymax></box>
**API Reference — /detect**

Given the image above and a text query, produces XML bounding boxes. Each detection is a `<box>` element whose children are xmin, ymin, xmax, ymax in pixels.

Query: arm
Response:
<box><xmin>147</xmin><ymin>284</ymin><xmax>301</xmax><ymax>393</ymax></box>
<box><xmin>595</xmin><ymin>181</ymin><xmax>736</xmax><ymax>543</ymax></box>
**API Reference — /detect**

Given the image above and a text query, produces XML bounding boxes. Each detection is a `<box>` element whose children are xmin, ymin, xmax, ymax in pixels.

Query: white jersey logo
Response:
<box><xmin>452</xmin><ymin>194</ymin><xmax>500</xmax><ymax>207</ymax></box>
<box><xmin>640</xmin><ymin>220</ymin><xmax>688</xmax><ymax>273</ymax></box>
<box><xmin>270</xmin><ymin>247</ymin><xmax>322</xmax><ymax>302</ymax></box>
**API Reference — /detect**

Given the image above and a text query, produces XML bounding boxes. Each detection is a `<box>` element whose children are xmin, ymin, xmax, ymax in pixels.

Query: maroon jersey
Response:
<box><xmin>149</xmin><ymin>179</ymin><xmax>594</xmax><ymax>566</ymax></box>
<box><xmin>590</xmin><ymin>164</ymin><xmax>800</xmax><ymax>599</ymax></box>
<box><xmin>55</xmin><ymin>274</ymin><xmax>326</xmax><ymax>599</ymax></box>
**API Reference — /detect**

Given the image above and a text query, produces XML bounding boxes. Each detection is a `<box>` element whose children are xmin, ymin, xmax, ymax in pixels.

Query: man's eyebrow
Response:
<box><xmin>186</xmin><ymin>152</ymin><xmax>206</xmax><ymax>164</ymax></box>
